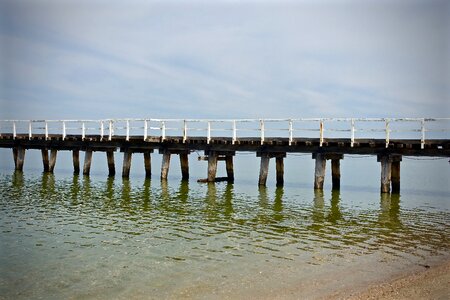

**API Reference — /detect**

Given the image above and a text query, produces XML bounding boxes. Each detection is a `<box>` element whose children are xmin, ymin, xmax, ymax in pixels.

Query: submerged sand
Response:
<box><xmin>342</xmin><ymin>259</ymin><xmax>450</xmax><ymax>300</ymax></box>
<box><xmin>168</xmin><ymin>255</ymin><xmax>450</xmax><ymax>300</ymax></box>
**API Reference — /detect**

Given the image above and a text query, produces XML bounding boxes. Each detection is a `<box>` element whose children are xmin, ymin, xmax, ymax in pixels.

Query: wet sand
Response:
<box><xmin>170</xmin><ymin>255</ymin><xmax>450</xmax><ymax>300</ymax></box>
<box><xmin>331</xmin><ymin>259</ymin><xmax>450</xmax><ymax>300</ymax></box>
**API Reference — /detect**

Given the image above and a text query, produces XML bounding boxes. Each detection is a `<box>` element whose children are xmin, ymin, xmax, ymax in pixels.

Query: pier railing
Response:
<box><xmin>0</xmin><ymin>118</ymin><xmax>449</xmax><ymax>149</ymax></box>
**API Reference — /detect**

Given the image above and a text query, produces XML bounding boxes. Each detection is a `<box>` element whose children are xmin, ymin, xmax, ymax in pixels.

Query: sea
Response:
<box><xmin>0</xmin><ymin>149</ymin><xmax>449</xmax><ymax>299</ymax></box>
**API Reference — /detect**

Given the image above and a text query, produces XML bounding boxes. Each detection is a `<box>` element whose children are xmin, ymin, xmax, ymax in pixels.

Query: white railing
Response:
<box><xmin>0</xmin><ymin>118</ymin><xmax>449</xmax><ymax>149</ymax></box>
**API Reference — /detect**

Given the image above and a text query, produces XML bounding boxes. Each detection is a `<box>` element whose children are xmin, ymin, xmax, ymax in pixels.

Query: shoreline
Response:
<box><xmin>331</xmin><ymin>258</ymin><xmax>450</xmax><ymax>299</ymax></box>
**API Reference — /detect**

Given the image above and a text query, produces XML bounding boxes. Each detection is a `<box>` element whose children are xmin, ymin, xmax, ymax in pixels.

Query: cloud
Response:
<box><xmin>0</xmin><ymin>0</ymin><xmax>448</xmax><ymax>120</ymax></box>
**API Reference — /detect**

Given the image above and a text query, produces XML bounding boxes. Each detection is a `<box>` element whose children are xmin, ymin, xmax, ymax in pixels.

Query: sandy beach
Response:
<box><xmin>335</xmin><ymin>259</ymin><xmax>450</xmax><ymax>300</ymax></box>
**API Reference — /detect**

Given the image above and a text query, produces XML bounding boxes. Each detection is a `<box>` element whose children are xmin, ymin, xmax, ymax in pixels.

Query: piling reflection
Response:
<box><xmin>103</xmin><ymin>176</ymin><xmax>116</xmax><ymax>210</ymax></box>
<box><xmin>222</xmin><ymin>183</ymin><xmax>234</xmax><ymax>217</ymax></box>
<box><xmin>142</xmin><ymin>179</ymin><xmax>151</xmax><ymax>211</ymax></box>
<box><xmin>12</xmin><ymin>171</ymin><xmax>24</xmax><ymax>197</ymax></box>
<box><xmin>70</xmin><ymin>175</ymin><xmax>80</xmax><ymax>205</ymax></box>
<box><xmin>327</xmin><ymin>190</ymin><xmax>343</xmax><ymax>223</ymax></box>
<box><xmin>177</xmin><ymin>180</ymin><xmax>189</xmax><ymax>203</ymax></box>
<box><xmin>310</xmin><ymin>190</ymin><xmax>325</xmax><ymax>230</ymax></box>
<box><xmin>273</xmin><ymin>187</ymin><xmax>284</xmax><ymax>222</ymax></box>
<box><xmin>160</xmin><ymin>179</ymin><xmax>169</xmax><ymax>201</ymax></box>
<box><xmin>82</xmin><ymin>175</ymin><xmax>91</xmax><ymax>200</ymax></box>
<box><xmin>120</xmin><ymin>178</ymin><xmax>132</xmax><ymax>212</ymax></box>
<box><xmin>41</xmin><ymin>172</ymin><xmax>56</xmax><ymax>200</ymax></box>
<box><xmin>379</xmin><ymin>193</ymin><xmax>402</xmax><ymax>229</ymax></box>
<box><xmin>2</xmin><ymin>174</ymin><xmax>449</xmax><ymax>262</ymax></box>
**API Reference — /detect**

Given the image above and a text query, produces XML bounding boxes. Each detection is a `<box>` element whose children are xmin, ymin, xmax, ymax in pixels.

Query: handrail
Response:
<box><xmin>0</xmin><ymin>118</ymin><xmax>449</xmax><ymax>149</ymax></box>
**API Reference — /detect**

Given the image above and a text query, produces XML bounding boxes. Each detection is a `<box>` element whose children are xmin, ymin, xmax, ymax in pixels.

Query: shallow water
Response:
<box><xmin>0</xmin><ymin>159</ymin><xmax>449</xmax><ymax>299</ymax></box>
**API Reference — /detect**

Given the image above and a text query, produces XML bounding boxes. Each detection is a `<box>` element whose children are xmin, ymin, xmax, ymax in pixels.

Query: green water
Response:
<box><xmin>0</xmin><ymin>164</ymin><xmax>449</xmax><ymax>299</ymax></box>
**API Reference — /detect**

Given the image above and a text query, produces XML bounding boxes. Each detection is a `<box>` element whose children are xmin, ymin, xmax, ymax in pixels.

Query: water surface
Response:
<box><xmin>0</xmin><ymin>165</ymin><xmax>449</xmax><ymax>299</ymax></box>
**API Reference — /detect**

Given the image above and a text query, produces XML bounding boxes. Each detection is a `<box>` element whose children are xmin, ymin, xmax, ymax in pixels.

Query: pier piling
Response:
<box><xmin>226</xmin><ymin>156</ymin><xmax>234</xmax><ymax>183</ymax></box>
<box><xmin>391</xmin><ymin>155</ymin><xmax>402</xmax><ymax>193</ymax></box>
<box><xmin>207</xmin><ymin>151</ymin><xmax>218</xmax><ymax>182</ymax></box>
<box><xmin>378</xmin><ymin>155</ymin><xmax>392</xmax><ymax>193</ymax></box>
<box><xmin>13</xmin><ymin>147</ymin><xmax>25</xmax><ymax>171</ymax></box>
<box><xmin>331</xmin><ymin>159</ymin><xmax>341</xmax><ymax>190</ymax></box>
<box><xmin>41</xmin><ymin>149</ymin><xmax>49</xmax><ymax>172</ymax></box>
<box><xmin>122</xmin><ymin>151</ymin><xmax>132</xmax><ymax>178</ymax></box>
<box><xmin>144</xmin><ymin>151</ymin><xmax>151</xmax><ymax>178</ymax></box>
<box><xmin>198</xmin><ymin>151</ymin><xmax>235</xmax><ymax>183</ymax></box>
<box><xmin>107</xmin><ymin>151</ymin><xmax>115</xmax><ymax>177</ymax></box>
<box><xmin>73</xmin><ymin>150</ymin><xmax>80</xmax><ymax>174</ymax></box>
<box><xmin>42</xmin><ymin>149</ymin><xmax>57</xmax><ymax>173</ymax></box>
<box><xmin>83</xmin><ymin>150</ymin><xmax>93</xmax><ymax>176</ymax></box>
<box><xmin>258</xmin><ymin>154</ymin><xmax>270</xmax><ymax>186</ymax></box>
<box><xmin>161</xmin><ymin>150</ymin><xmax>171</xmax><ymax>180</ymax></box>
<box><xmin>276</xmin><ymin>157</ymin><xmax>284</xmax><ymax>187</ymax></box>
<box><xmin>49</xmin><ymin>149</ymin><xmax>57</xmax><ymax>173</ymax></box>
<box><xmin>377</xmin><ymin>154</ymin><xmax>402</xmax><ymax>194</ymax></box>
<box><xmin>313</xmin><ymin>153</ymin><xmax>326</xmax><ymax>190</ymax></box>
<box><xmin>180</xmin><ymin>153</ymin><xmax>189</xmax><ymax>180</ymax></box>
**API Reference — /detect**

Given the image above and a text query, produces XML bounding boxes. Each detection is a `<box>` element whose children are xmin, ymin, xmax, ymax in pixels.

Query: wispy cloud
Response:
<box><xmin>0</xmin><ymin>0</ymin><xmax>448</xmax><ymax>119</ymax></box>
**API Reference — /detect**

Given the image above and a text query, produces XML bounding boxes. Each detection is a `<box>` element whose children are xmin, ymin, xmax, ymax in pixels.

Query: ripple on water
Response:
<box><xmin>0</xmin><ymin>173</ymin><xmax>449</xmax><ymax>298</ymax></box>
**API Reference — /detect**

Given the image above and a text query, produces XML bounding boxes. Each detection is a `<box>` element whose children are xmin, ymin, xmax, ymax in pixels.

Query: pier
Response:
<box><xmin>1</xmin><ymin>118</ymin><xmax>449</xmax><ymax>193</ymax></box>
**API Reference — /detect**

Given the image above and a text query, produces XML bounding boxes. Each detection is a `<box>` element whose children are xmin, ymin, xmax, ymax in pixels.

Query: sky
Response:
<box><xmin>0</xmin><ymin>0</ymin><xmax>449</xmax><ymax>120</ymax></box>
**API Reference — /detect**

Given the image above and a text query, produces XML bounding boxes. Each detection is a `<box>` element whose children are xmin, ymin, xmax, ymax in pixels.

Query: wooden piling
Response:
<box><xmin>83</xmin><ymin>150</ymin><xmax>93</xmax><ymax>176</ymax></box>
<box><xmin>122</xmin><ymin>151</ymin><xmax>132</xmax><ymax>178</ymax></box>
<box><xmin>41</xmin><ymin>149</ymin><xmax>49</xmax><ymax>172</ymax></box>
<box><xmin>13</xmin><ymin>148</ymin><xmax>18</xmax><ymax>170</ymax></box>
<box><xmin>391</xmin><ymin>156</ymin><xmax>402</xmax><ymax>193</ymax></box>
<box><xmin>225</xmin><ymin>156</ymin><xmax>234</xmax><ymax>183</ymax></box>
<box><xmin>258</xmin><ymin>154</ymin><xmax>270</xmax><ymax>186</ymax></box>
<box><xmin>331</xmin><ymin>159</ymin><xmax>341</xmax><ymax>190</ymax></box>
<box><xmin>314</xmin><ymin>153</ymin><xmax>326</xmax><ymax>190</ymax></box>
<box><xmin>73</xmin><ymin>150</ymin><xmax>80</xmax><ymax>175</ymax></box>
<box><xmin>144</xmin><ymin>152</ymin><xmax>151</xmax><ymax>178</ymax></box>
<box><xmin>14</xmin><ymin>147</ymin><xmax>26</xmax><ymax>171</ymax></box>
<box><xmin>49</xmin><ymin>149</ymin><xmax>57</xmax><ymax>173</ymax></box>
<box><xmin>180</xmin><ymin>153</ymin><xmax>189</xmax><ymax>180</ymax></box>
<box><xmin>276</xmin><ymin>157</ymin><xmax>284</xmax><ymax>187</ymax></box>
<box><xmin>378</xmin><ymin>155</ymin><xmax>392</xmax><ymax>193</ymax></box>
<box><xmin>107</xmin><ymin>151</ymin><xmax>115</xmax><ymax>177</ymax></box>
<box><xmin>161</xmin><ymin>151</ymin><xmax>171</xmax><ymax>180</ymax></box>
<box><xmin>207</xmin><ymin>151</ymin><xmax>218</xmax><ymax>182</ymax></box>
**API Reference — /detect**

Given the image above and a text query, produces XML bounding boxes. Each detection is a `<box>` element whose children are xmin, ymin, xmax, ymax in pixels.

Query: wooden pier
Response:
<box><xmin>1</xmin><ymin>118</ymin><xmax>449</xmax><ymax>193</ymax></box>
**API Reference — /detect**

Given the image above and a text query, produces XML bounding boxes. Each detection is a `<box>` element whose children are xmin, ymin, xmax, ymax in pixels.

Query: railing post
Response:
<box><xmin>28</xmin><ymin>121</ymin><xmax>32</xmax><ymax>140</ymax></box>
<box><xmin>350</xmin><ymin>118</ymin><xmax>355</xmax><ymax>147</ymax></box>
<box><xmin>45</xmin><ymin>121</ymin><xmax>48</xmax><ymax>140</ymax></box>
<box><xmin>161</xmin><ymin>121</ymin><xmax>166</xmax><ymax>141</ymax></box>
<box><xmin>183</xmin><ymin>120</ymin><xmax>187</xmax><ymax>143</ymax></box>
<box><xmin>100</xmin><ymin>121</ymin><xmax>104</xmax><ymax>140</ymax></box>
<box><xmin>421</xmin><ymin>118</ymin><xmax>425</xmax><ymax>149</ymax></box>
<box><xmin>319</xmin><ymin>119</ymin><xmax>324</xmax><ymax>147</ymax></box>
<box><xmin>62</xmin><ymin>121</ymin><xmax>66</xmax><ymax>141</ymax></box>
<box><xmin>232</xmin><ymin>120</ymin><xmax>237</xmax><ymax>145</ymax></box>
<box><xmin>207</xmin><ymin>121</ymin><xmax>211</xmax><ymax>144</ymax></box>
<box><xmin>126</xmin><ymin>119</ymin><xmax>130</xmax><ymax>141</ymax></box>
<box><xmin>260</xmin><ymin>119</ymin><xmax>265</xmax><ymax>145</ymax></box>
<box><xmin>144</xmin><ymin>119</ymin><xmax>148</xmax><ymax>141</ymax></box>
<box><xmin>82</xmin><ymin>122</ymin><xmax>85</xmax><ymax>140</ymax></box>
<box><xmin>108</xmin><ymin>120</ymin><xmax>113</xmax><ymax>141</ymax></box>
<box><xmin>385</xmin><ymin>118</ymin><xmax>390</xmax><ymax>148</ymax></box>
<box><xmin>289</xmin><ymin>119</ymin><xmax>293</xmax><ymax>146</ymax></box>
